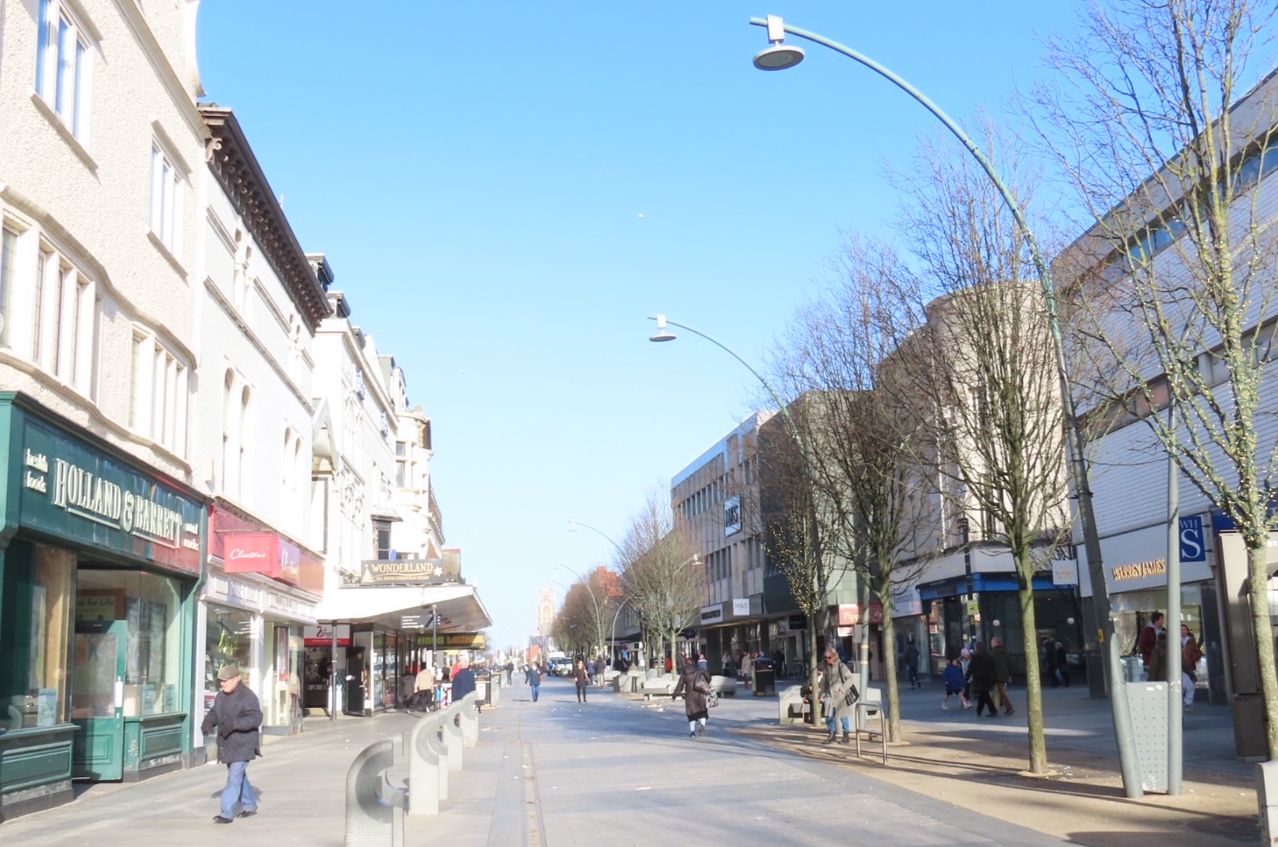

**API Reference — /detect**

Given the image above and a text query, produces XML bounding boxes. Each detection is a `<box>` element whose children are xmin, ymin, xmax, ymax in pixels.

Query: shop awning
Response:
<box><xmin>313</xmin><ymin>583</ymin><xmax>491</xmax><ymax>633</ymax></box>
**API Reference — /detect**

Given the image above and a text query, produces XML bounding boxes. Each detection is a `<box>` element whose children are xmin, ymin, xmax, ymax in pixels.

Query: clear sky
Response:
<box><xmin>196</xmin><ymin>2</ymin><xmax>1082</xmax><ymax>650</ymax></box>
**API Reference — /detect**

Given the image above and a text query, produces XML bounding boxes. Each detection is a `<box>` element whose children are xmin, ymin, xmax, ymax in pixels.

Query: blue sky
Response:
<box><xmin>196</xmin><ymin>3</ymin><xmax>1081</xmax><ymax>650</ymax></box>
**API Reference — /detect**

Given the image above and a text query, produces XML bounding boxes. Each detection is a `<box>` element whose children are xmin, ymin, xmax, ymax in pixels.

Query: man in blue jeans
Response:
<box><xmin>819</xmin><ymin>648</ymin><xmax>856</xmax><ymax>744</ymax></box>
<box><xmin>202</xmin><ymin>664</ymin><xmax>262</xmax><ymax>824</ymax></box>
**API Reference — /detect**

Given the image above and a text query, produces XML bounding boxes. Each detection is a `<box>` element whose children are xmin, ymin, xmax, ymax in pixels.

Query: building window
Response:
<box><xmin>373</xmin><ymin>519</ymin><xmax>392</xmax><ymax>560</ymax></box>
<box><xmin>35</xmin><ymin>0</ymin><xmax>93</xmax><ymax>144</ymax></box>
<box><xmin>0</xmin><ymin>225</ymin><xmax>16</xmax><ymax>348</ymax></box>
<box><xmin>129</xmin><ymin>331</ymin><xmax>188</xmax><ymax>455</ymax></box>
<box><xmin>149</xmin><ymin>143</ymin><xmax>183</xmax><ymax>255</ymax></box>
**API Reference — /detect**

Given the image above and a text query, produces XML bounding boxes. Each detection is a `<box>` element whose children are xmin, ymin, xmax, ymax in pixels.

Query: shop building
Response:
<box><xmin>1056</xmin><ymin>73</ymin><xmax>1278</xmax><ymax>758</ymax></box>
<box><xmin>671</xmin><ymin>414</ymin><xmax>771</xmax><ymax>673</ymax></box>
<box><xmin>0</xmin><ymin>395</ymin><xmax>207</xmax><ymax>817</ymax></box>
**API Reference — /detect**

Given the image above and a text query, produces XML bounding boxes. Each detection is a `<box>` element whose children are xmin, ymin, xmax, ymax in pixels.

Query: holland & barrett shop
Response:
<box><xmin>0</xmin><ymin>394</ymin><xmax>206</xmax><ymax>819</ymax></box>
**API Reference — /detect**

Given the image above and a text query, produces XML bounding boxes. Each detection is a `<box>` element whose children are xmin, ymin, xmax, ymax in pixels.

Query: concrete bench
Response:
<box><xmin>640</xmin><ymin>675</ymin><xmax>677</xmax><ymax>700</ymax></box>
<box><xmin>406</xmin><ymin>712</ymin><xmax>449</xmax><ymax>816</ymax></box>
<box><xmin>710</xmin><ymin>675</ymin><xmax>737</xmax><ymax>696</ymax></box>
<box><xmin>778</xmin><ymin>684</ymin><xmax>807</xmax><ymax>725</ymax></box>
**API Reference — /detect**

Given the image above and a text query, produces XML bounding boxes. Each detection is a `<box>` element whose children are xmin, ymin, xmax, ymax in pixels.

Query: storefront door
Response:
<box><xmin>71</xmin><ymin>619</ymin><xmax>127</xmax><ymax>780</ymax></box>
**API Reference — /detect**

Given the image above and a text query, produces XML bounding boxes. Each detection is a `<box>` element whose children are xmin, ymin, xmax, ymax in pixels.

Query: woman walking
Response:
<box><xmin>573</xmin><ymin>658</ymin><xmax>590</xmax><ymax>703</ymax></box>
<box><xmin>671</xmin><ymin>656</ymin><xmax>712</xmax><ymax>738</ymax></box>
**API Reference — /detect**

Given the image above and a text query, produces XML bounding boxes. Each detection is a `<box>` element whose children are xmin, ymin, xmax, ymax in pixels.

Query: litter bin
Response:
<box><xmin>477</xmin><ymin>672</ymin><xmax>492</xmax><ymax>707</ymax></box>
<box><xmin>752</xmin><ymin>666</ymin><xmax>776</xmax><ymax>696</ymax></box>
<box><xmin>1121</xmin><ymin>655</ymin><xmax>1146</xmax><ymax>683</ymax></box>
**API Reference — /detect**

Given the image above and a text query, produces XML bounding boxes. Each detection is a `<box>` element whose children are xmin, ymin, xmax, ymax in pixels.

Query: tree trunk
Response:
<box><xmin>808</xmin><ymin>618</ymin><xmax>821</xmax><ymax>730</ymax></box>
<box><xmin>1017</xmin><ymin>564</ymin><xmax>1048</xmax><ymax>775</ymax></box>
<box><xmin>1247</xmin><ymin>543</ymin><xmax>1278</xmax><ymax>759</ymax></box>
<box><xmin>881</xmin><ymin>600</ymin><xmax>904</xmax><ymax>743</ymax></box>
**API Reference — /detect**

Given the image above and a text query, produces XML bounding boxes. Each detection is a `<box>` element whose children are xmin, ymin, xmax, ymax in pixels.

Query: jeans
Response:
<box><xmin>220</xmin><ymin>760</ymin><xmax>256</xmax><ymax>819</ymax></box>
<box><xmin>531</xmin><ymin>683</ymin><xmax>540</xmax><ymax>702</ymax></box>
<box><xmin>825</xmin><ymin>710</ymin><xmax>852</xmax><ymax>734</ymax></box>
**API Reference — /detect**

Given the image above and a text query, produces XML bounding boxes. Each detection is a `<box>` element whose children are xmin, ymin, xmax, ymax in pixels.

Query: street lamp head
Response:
<box><xmin>649</xmin><ymin>313</ymin><xmax>677</xmax><ymax>343</ymax></box>
<box><xmin>753</xmin><ymin>15</ymin><xmax>804</xmax><ymax>71</ymax></box>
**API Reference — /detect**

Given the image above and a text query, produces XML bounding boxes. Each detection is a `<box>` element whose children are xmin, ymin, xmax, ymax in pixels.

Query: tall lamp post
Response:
<box><xmin>649</xmin><ymin>314</ymin><xmax>852</xmax><ymax>694</ymax></box>
<box><xmin>748</xmin><ymin>14</ymin><xmax>1140</xmax><ymax>796</ymax></box>
<box><xmin>567</xmin><ymin>520</ymin><xmax>627</xmax><ymax>660</ymax></box>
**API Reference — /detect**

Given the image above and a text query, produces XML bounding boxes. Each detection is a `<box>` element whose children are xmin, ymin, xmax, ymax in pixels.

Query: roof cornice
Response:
<box><xmin>199</xmin><ymin>105</ymin><xmax>330</xmax><ymax>331</ymax></box>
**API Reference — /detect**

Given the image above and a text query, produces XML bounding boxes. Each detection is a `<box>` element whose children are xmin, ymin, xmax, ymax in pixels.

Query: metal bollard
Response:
<box><xmin>441</xmin><ymin>702</ymin><xmax>464</xmax><ymax>772</ymax></box>
<box><xmin>407</xmin><ymin>713</ymin><xmax>449</xmax><ymax>816</ymax></box>
<box><xmin>1257</xmin><ymin>761</ymin><xmax>1278</xmax><ymax>845</ymax></box>
<box><xmin>345</xmin><ymin>736</ymin><xmax>406</xmax><ymax>847</ymax></box>
<box><xmin>457</xmin><ymin>692</ymin><xmax>480</xmax><ymax>748</ymax></box>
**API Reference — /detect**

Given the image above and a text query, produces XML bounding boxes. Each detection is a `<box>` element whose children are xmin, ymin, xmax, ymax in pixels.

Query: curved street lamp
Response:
<box><xmin>747</xmin><ymin>14</ymin><xmax>1141</xmax><ymax>795</ymax></box>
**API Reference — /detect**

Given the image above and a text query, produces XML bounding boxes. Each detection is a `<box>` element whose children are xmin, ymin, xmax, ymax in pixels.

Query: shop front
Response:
<box><xmin>1078</xmin><ymin>517</ymin><xmax>1218</xmax><ymax>702</ymax></box>
<box><xmin>0</xmin><ymin>394</ymin><xmax>206</xmax><ymax>818</ymax></box>
<box><xmin>919</xmin><ymin>571</ymin><xmax>1083</xmax><ymax>683</ymax></box>
<box><xmin>699</xmin><ymin>598</ymin><xmax>764</xmax><ymax>675</ymax></box>
<box><xmin>201</xmin><ymin>503</ymin><xmax>323</xmax><ymax>745</ymax></box>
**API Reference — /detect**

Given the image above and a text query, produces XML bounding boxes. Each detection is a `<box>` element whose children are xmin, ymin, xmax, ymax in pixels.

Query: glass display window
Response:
<box><xmin>75</xmin><ymin>567</ymin><xmax>185</xmax><ymax>717</ymax></box>
<box><xmin>1</xmin><ymin>542</ymin><xmax>75</xmax><ymax>730</ymax></box>
<box><xmin>204</xmin><ymin>604</ymin><xmax>255</xmax><ymax>713</ymax></box>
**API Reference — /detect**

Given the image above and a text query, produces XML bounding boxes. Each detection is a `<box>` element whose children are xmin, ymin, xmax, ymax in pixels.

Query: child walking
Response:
<box><xmin>942</xmin><ymin>657</ymin><xmax>970</xmax><ymax>710</ymax></box>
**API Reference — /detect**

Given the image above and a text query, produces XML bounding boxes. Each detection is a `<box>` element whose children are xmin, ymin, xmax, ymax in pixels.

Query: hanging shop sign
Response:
<box><xmin>13</xmin><ymin>409</ymin><xmax>203</xmax><ymax>573</ymax></box>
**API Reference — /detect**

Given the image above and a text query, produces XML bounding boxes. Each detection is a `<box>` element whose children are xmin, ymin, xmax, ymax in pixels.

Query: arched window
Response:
<box><xmin>238</xmin><ymin>385</ymin><xmax>252</xmax><ymax>505</ymax></box>
<box><xmin>221</xmin><ymin>370</ymin><xmax>236</xmax><ymax>495</ymax></box>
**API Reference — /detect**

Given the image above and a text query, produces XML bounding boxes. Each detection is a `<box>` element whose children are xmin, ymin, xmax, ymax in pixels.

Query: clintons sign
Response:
<box><xmin>220</xmin><ymin>531</ymin><xmax>302</xmax><ymax>586</ymax></box>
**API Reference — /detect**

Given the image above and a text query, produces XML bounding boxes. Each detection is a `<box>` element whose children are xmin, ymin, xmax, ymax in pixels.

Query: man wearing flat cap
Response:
<box><xmin>201</xmin><ymin>664</ymin><xmax>262</xmax><ymax>824</ymax></box>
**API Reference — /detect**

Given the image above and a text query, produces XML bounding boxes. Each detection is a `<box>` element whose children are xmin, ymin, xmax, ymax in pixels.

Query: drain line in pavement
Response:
<box><xmin>521</xmin><ymin>743</ymin><xmax>548</xmax><ymax>847</ymax></box>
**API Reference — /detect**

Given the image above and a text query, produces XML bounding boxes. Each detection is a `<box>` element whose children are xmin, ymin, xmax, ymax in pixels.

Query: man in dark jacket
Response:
<box><xmin>202</xmin><ymin>664</ymin><xmax>262</xmax><ymax>824</ymax></box>
<box><xmin>989</xmin><ymin>637</ymin><xmax>1015</xmax><ymax>716</ymax></box>
<box><xmin>450</xmin><ymin>658</ymin><xmax>477</xmax><ymax>705</ymax></box>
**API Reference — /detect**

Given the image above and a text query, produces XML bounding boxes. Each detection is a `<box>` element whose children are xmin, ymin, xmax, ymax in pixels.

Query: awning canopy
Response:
<box><xmin>314</xmin><ymin>583</ymin><xmax>491</xmax><ymax>634</ymax></box>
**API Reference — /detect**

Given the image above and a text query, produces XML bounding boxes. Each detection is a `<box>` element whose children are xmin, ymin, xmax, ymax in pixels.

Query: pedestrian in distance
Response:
<box><xmin>1054</xmin><ymin>641</ymin><xmax>1070</xmax><ymax>687</ymax></box>
<box><xmin>201</xmin><ymin>664</ymin><xmax>262</xmax><ymax>824</ymax></box>
<box><xmin>1138</xmin><ymin>611</ymin><xmax>1165</xmax><ymax>672</ymax></box>
<box><xmin>989</xmin><ymin>637</ymin><xmax>1015</xmax><ymax>716</ymax></box>
<box><xmin>1181</xmin><ymin>624</ymin><xmax>1203</xmax><ymax>711</ymax></box>
<box><xmin>672</xmin><ymin>655</ymin><xmax>712</xmax><ymax>738</ymax></box>
<box><xmin>959</xmin><ymin>647</ymin><xmax>973</xmax><ymax>704</ymax></box>
<box><xmin>904</xmin><ymin>637</ymin><xmax>921</xmax><ymax>689</ymax></box>
<box><xmin>819</xmin><ymin>647</ymin><xmax>858</xmax><ymax>744</ymax></box>
<box><xmin>528</xmin><ymin>662</ymin><xmax>542</xmax><ymax>702</ymax></box>
<box><xmin>942</xmin><ymin>657</ymin><xmax>969</xmax><ymax>710</ymax></box>
<box><xmin>740</xmin><ymin>650</ymin><xmax>754</xmax><ymax>689</ymax></box>
<box><xmin>1149</xmin><ymin>630</ymin><xmax>1169</xmax><ymax>682</ymax></box>
<box><xmin>505</xmin><ymin>660</ymin><xmax>514</xmax><ymax>686</ymax></box>
<box><xmin>451</xmin><ymin>657</ymin><xmax>477</xmax><ymax>707</ymax></box>
<box><xmin>966</xmin><ymin>641</ymin><xmax>998</xmax><ymax>718</ymax></box>
<box><xmin>573</xmin><ymin>658</ymin><xmax>590</xmax><ymax>703</ymax></box>
<box><xmin>1043</xmin><ymin>637</ymin><xmax>1060</xmax><ymax>688</ymax></box>
<box><xmin>413</xmin><ymin>663</ymin><xmax>437</xmax><ymax>712</ymax></box>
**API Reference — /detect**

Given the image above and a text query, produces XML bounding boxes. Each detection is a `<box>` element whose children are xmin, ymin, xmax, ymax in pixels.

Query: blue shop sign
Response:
<box><xmin>1179</xmin><ymin>516</ymin><xmax>1207</xmax><ymax>563</ymax></box>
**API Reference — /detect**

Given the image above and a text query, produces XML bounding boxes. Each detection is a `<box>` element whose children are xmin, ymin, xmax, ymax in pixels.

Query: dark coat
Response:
<box><xmin>451</xmin><ymin>668</ymin><xmax>477</xmax><ymax>701</ymax></box>
<box><xmin>671</xmin><ymin>665</ymin><xmax>710</xmax><ymax>718</ymax></box>
<box><xmin>990</xmin><ymin>647</ymin><xmax>1011</xmax><ymax>684</ymax></box>
<box><xmin>201</xmin><ymin>682</ymin><xmax>261</xmax><ymax>764</ymax></box>
<box><xmin>573</xmin><ymin>665</ymin><xmax>589</xmax><ymax>687</ymax></box>
<box><xmin>966</xmin><ymin>651</ymin><xmax>996</xmax><ymax>694</ymax></box>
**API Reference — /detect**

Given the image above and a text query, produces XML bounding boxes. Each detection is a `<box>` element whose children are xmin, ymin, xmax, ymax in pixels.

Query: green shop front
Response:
<box><xmin>0</xmin><ymin>395</ymin><xmax>206</xmax><ymax>819</ymax></box>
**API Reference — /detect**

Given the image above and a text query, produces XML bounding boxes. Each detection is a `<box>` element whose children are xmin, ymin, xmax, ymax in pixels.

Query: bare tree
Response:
<box><xmin>772</xmin><ymin>245</ymin><xmax>943</xmax><ymax>743</ymax></box>
<box><xmin>618</xmin><ymin>491</ymin><xmax>702</xmax><ymax>671</ymax></box>
<box><xmin>880</xmin><ymin>133</ymin><xmax>1073</xmax><ymax>776</ymax></box>
<box><xmin>1034</xmin><ymin>0</ymin><xmax>1278</xmax><ymax>756</ymax></box>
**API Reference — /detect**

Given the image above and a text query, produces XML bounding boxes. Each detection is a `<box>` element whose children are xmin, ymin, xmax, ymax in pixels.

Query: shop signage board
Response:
<box><xmin>413</xmin><ymin>632</ymin><xmax>485</xmax><ymax>649</ymax></box>
<box><xmin>220</xmin><ymin>531</ymin><xmax>302</xmax><ymax>585</ymax></box>
<box><xmin>1178</xmin><ymin>515</ymin><xmax>1207</xmax><ymax>563</ymax></box>
<box><xmin>304</xmin><ymin>623</ymin><xmax>351</xmax><ymax>646</ymax></box>
<box><xmin>14</xmin><ymin>411</ymin><xmax>203</xmax><ymax>574</ymax></box>
<box><xmin>700</xmin><ymin>603</ymin><xmax>724</xmax><ymax>625</ymax></box>
<box><xmin>352</xmin><ymin>557</ymin><xmax>461</xmax><ymax>586</ymax></box>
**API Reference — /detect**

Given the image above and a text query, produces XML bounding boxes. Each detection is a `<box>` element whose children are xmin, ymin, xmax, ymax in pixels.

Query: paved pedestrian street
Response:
<box><xmin>0</xmin><ymin>678</ymin><xmax>1255</xmax><ymax>846</ymax></box>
